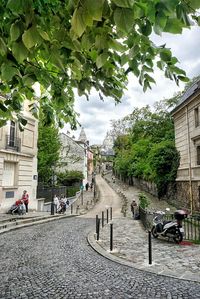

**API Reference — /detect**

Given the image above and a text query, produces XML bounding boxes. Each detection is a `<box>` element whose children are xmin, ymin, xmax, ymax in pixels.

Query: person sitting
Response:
<box><xmin>58</xmin><ymin>198</ymin><xmax>66</xmax><ymax>213</ymax></box>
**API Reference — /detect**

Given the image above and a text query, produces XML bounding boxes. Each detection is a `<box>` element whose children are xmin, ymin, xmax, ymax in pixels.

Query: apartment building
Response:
<box><xmin>172</xmin><ymin>80</ymin><xmax>200</xmax><ymax>211</ymax></box>
<box><xmin>0</xmin><ymin>100</ymin><xmax>38</xmax><ymax>211</ymax></box>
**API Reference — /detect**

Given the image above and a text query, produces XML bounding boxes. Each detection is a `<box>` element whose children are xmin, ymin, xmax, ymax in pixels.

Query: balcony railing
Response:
<box><xmin>5</xmin><ymin>135</ymin><xmax>21</xmax><ymax>152</ymax></box>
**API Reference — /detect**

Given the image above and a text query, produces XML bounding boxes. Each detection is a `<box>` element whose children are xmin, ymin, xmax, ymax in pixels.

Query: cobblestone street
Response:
<box><xmin>0</xmin><ymin>217</ymin><xmax>200</xmax><ymax>299</ymax></box>
<box><xmin>0</xmin><ymin>175</ymin><xmax>200</xmax><ymax>298</ymax></box>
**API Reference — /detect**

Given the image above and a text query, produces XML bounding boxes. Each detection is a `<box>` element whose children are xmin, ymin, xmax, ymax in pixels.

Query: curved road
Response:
<box><xmin>0</xmin><ymin>177</ymin><xmax>200</xmax><ymax>298</ymax></box>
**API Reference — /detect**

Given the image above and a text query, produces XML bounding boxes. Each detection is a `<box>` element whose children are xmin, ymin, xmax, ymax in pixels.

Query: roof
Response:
<box><xmin>78</xmin><ymin>127</ymin><xmax>87</xmax><ymax>143</ymax></box>
<box><xmin>171</xmin><ymin>80</ymin><xmax>200</xmax><ymax>115</ymax></box>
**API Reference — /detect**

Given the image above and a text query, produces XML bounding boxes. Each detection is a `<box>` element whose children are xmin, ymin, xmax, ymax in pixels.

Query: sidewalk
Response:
<box><xmin>0</xmin><ymin>189</ymin><xmax>97</xmax><ymax>234</ymax></box>
<box><xmin>87</xmin><ymin>174</ymin><xmax>200</xmax><ymax>283</ymax></box>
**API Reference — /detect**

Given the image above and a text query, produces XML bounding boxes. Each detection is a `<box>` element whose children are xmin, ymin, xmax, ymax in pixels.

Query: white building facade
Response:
<box><xmin>172</xmin><ymin>80</ymin><xmax>200</xmax><ymax>211</ymax></box>
<box><xmin>0</xmin><ymin>100</ymin><xmax>38</xmax><ymax>211</ymax></box>
<box><xmin>59</xmin><ymin>131</ymin><xmax>88</xmax><ymax>185</ymax></box>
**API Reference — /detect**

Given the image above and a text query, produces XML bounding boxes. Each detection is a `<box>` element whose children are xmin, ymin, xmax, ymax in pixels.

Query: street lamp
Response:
<box><xmin>51</xmin><ymin>165</ymin><xmax>56</xmax><ymax>215</ymax></box>
<box><xmin>93</xmin><ymin>173</ymin><xmax>96</xmax><ymax>199</ymax></box>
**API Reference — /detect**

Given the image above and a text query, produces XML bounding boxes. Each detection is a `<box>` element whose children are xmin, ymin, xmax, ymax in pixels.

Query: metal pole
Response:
<box><xmin>96</xmin><ymin>215</ymin><xmax>98</xmax><ymax>234</ymax></box>
<box><xmin>106</xmin><ymin>209</ymin><xmax>109</xmax><ymax>223</ymax></box>
<box><xmin>81</xmin><ymin>189</ymin><xmax>83</xmax><ymax>205</ymax></box>
<box><xmin>102</xmin><ymin>211</ymin><xmax>104</xmax><ymax>227</ymax></box>
<box><xmin>93</xmin><ymin>181</ymin><xmax>96</xmax><ymax>199</ymax></box>
<box><xmin>110</xmin><ymin>207</ymin><xmax>112</xmax><ymax>220</ymax></box>
<box><xmin>51</xmin><ymin>170</ymin><xmax>55</xmax><ymax>215</ymax></box>
<box><xmin>110</xmin><ymin>223</ymin><xmax>113</xmax><ymax>251</ymax></box>
<box><xmin>97</xmin><ymin>218</ymin><xmax>100</xmax><ymax>241</ymax></box>
<box><xmin>148</xmin><ymin>231</ymin><xmax>152</xmax><ymax>265</ymax></box>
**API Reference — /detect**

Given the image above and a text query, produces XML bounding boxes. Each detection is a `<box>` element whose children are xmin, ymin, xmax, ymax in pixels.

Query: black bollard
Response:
<box><xmin>51</xmin><ymin>202</ymin><xmax>55</xmax><ymax>215</ymax></box>
<box><xmin>110</xmin><ymin>207</ymin><xmax>112</xmax><ymax>220</ymax></box>
<box><xmin>106</xmin><ymin>209</ymin><xmax>109</xmax><ymax>223</ymax></box>
<box><xmin>148</xmin><ymin>231</ymin><xmax>152</xmax><ymax>265</ymax></box>
<box><xmin>110</xmin><ymin>223</ymin><xmax>113</xmax><ymax>251</ymax></box>
<box><xmin>96</xmin><ymin>215</ymin><xmax>98</xmax><ymax>234</ymax></box>
<box><xmin>97</xmin><ymin>218</ymin><xmax>100</xmax><ymax>241</ymax></box>
<box><xmin>102</xmin><ymin>211</ymin><xmax>104</xmax><ymax>227</ymax></box>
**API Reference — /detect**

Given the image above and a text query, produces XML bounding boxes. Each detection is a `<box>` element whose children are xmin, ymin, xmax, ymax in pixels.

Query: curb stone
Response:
<box><xmin>0</xmin><ymin>214</ymin><xmax>77</xmax><ymax>235</ymax></box>
<box><xmin>87</xmin><ymin>230</ymin><xmax>200</xmax><ymax>283</ymax></box>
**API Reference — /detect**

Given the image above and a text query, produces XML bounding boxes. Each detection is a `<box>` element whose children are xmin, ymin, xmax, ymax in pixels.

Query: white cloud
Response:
<box><xmin>62</xmin><ymin>26</ymin><xmax>200</xmax><ymax>145</ymax></box>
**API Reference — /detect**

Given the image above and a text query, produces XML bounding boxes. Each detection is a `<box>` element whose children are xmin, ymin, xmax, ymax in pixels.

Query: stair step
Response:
<box><xmin>0</xmin><ymin>214</ymin><xmax>75</xmax><ymax>234</ymax></box>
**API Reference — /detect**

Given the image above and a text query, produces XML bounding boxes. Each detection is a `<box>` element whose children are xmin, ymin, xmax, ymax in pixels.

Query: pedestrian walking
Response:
<box><xmin>21</xmin><ymin>190</ymin><xmax>29</xmax><ymax>213</ymax></box>
<box><xmin>130</xmin><ymin>200</ymin><xmax>138</xmax><ymax>219</ymax></box>
<box><xmin>53</xmin><ymin>194</ymin><xmax>59</xmax><ymax>213</ymax></box>
<box><xmin>85</xmin><ymin>182</ymin><xmax>89</xmax><ymax>191</ymax></box>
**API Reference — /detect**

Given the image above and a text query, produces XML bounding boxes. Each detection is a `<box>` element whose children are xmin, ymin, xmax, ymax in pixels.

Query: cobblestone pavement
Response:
<box><xmin>1</xmin><ymin>217</ymin><xmax>200</xmax><ymax>299</ymax></box>
<box><xmin>89</xmin><ymin>174</ymin><xmax>200</xmax><ymax>283</ymax></box>
<box><xmin>1</xmin><ymin>175</ymin><xmax>200</xmax><ymax>298</ymax></box>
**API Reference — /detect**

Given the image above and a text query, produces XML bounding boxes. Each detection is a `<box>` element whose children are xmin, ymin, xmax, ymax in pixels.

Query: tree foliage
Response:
<box><xmin>37</xmin><ymin>116</ymin><xmax>61</xmax><ymax>184</ymax></box>
<box><xmin>113</xmin><ymin>98</ymin><xmax>180</xmax><ymax>197</ymax></box>
<box><xmin>57</xmin><ymin>170</ymin><xmax>84</xmax><ymax>186</ymax></box>
<box><xmin>0</xmin><ymin>0</ymin><xmax>200</xmax><ymax>127</ymax></box>
<box><xmin>148</xmin><ymin>141</ymin><xmax>180</xmax><ymax>198</ymax></box>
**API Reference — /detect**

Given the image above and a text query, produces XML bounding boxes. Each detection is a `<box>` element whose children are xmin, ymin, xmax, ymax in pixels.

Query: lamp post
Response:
<box><xmin>51</xmin><ymin>165</ymin><xmax>56</xmax><ymax>215</ymax></box>
<box><xmin>81</xmin><ymin>189</ymin><xmax>83</xmax><ymax>205</ymax></box>
<box><xmin>93</xmin><ymin>173</ymin><xmax>96</xmax><ymax>199</ymax></box>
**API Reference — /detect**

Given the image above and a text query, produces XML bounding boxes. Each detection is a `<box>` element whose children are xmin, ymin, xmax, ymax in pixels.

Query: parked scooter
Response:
<box><xmin>151</xmin><ymin>209</ymin><xmax>188</xmax><ymax>243</ymax></box>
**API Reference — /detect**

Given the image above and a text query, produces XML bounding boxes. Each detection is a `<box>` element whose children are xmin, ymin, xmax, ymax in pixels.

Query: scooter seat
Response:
<box><xmin>163</xmin><ymin>220</ymin><xmax>171</xmax><ymax>226</ymax></box>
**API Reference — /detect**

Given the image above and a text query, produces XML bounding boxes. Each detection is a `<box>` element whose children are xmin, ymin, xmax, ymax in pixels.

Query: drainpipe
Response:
<box><xmin>186</xmin><ymin>106</ymin><xmax>193</xmax><ymax>213</ymax></box>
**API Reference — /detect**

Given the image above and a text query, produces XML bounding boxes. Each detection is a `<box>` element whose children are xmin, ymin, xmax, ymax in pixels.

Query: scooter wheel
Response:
<box><xmin>173</xmin><ymin>232</ymin><xmax>183</xmax><ymax>243</ymax></box>
<box><xmin>151</xmin><ymin>226</ymin><xmax>159</xmax><ymax>238</ymax></box>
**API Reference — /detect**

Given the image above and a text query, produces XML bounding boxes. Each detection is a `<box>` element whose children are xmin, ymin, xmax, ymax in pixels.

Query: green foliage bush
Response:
<box><xmin>148</xmin><ymin>141</ymin><xmax>180</xmax><ymax>198</ymax></box>
<box><xmin>138</xmin><ymin>193</ymin><xmax>150</xmax><ymax>209</ymax></box>
<box><xmin>38</xmin><ymin>117</ymin><xmax>61</xmax><ymax>184</ymax></box>
<box><xmin>113</xmin><ymin>100</ymin><xmax>180</xmax><ymax>198</ymax></box>
<box><xmin>57</xmin><ymin>170</ymin><xmax>84</xmax><ymax>186</ymax></box>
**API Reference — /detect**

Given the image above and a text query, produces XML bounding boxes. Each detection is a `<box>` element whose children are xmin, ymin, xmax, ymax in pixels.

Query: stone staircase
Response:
<box><xmin>0</xmin><ymin>213</ymin><xmax>74</xmax><ymax>235</ymax></box>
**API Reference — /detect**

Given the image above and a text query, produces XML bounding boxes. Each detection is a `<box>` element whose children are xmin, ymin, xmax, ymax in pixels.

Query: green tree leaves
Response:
<box><xmin>10</xmin><ymin>23</ymin><xmax>21</xmax><ymax>41</ymax></box>
<box><xmin>1</xmin><ymin>63</ymin><xmax>20</xmax><ymax>81</ymax></box>
<box><xmin>22</xmin><ymin>26</ymin><xmax>41</xmax><ymax>49</ymax></box>
<box><xmin>38</xmin><ymin>114</ymin><xmax>61</xmax><ymax>184</ymax></box>
<box><xmin>71</xmin><ymin>0</ymin><xmax>105</xmax><ymax>36</ymax></box>
<box><xmin>71</xmin><ymin>8</ymin><xmax>87</xmax><ymax>37</ymax></box>
<box><xmin>112</xmin><ymin>97</ymin><xmax>181</xmax><ymax>197</ymax></box>
<box><xmin>0</xmin><ymin>0</ymin><xmax>199</xmax><ymax>127</ymax></box>
<box><xmin>114</xmin><ymin>8</ymin><xmax>134</xmax><ymax>33</ymax></box>
<box><xmin>12</xmin><ymin>42</ymin><xmax>28</xmax><ymax>62</ymax></box>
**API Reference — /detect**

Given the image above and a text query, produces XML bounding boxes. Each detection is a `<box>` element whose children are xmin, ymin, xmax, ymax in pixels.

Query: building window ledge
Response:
<box><xmin>2</xmin><ymin>186</ymin><xmax>18</xmax><ymax>190</ymax></box>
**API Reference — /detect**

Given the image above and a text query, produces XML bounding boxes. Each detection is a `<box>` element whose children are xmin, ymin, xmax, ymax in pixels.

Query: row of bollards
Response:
<box><xmin>95</xmin><ymin>208</ymin><xmax>153</xmax><ymax>263</ymax></box>
<box><xmin>96</xmin><ymin>207</ymin><xmax>113</xmax><ymax>251</ymax></box>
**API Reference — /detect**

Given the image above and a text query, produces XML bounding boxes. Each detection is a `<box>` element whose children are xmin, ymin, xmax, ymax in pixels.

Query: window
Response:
<box><xmin>199</xmin><ymin>187</ymin><xmax>200</xmax><ymax>208</ymax></box>
<box><xmin>9</xmin><ymin>121</ymin><xmax>16</xmax><ymax>147</ymax></box>
<box><xmin>194</xmin><ymin>107</ymin><xmax>199</xmax><ymax>127</ymax></box>
<box><xmin>197</xmin><ymin>146</ymin><xmax>200</xmax><ymax>165</ymax></box>
<box><xmin>2</xmin><ymin>162</ymin><xmax>16</xmax><ymax>186</ymax></box>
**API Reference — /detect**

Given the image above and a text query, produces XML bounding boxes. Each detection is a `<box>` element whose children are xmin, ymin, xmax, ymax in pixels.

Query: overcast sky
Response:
<box><xmin>63</xmin><ymin>25</ymin><xmax>200</xmax><ymax>145</ymax></box>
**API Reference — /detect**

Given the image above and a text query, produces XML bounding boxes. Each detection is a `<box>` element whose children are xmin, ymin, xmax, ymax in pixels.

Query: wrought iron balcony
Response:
<box><xmin>5</xmin><ymin>135</ymin><xmax>21</xmax><ymax>152</ymax></box>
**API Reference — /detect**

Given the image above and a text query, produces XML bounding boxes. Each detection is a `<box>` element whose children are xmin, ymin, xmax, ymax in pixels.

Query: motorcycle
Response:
<box><xmin>151</xmin><ymin>209</ymin><xmax>188</xmax><ymax>243</ymax></box>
